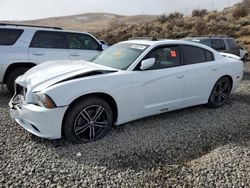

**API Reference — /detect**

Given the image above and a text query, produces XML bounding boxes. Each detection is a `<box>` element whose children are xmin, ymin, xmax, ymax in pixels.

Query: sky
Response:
<box><xmin>0</xmin><ymin>0</ymin><xmax>242</xmax><ymax>21</ymax></box>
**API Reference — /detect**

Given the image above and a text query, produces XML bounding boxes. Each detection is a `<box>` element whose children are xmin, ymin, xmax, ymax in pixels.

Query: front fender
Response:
<box><xmin>43</xmin><ymin>72</ymin><xmax>133</xmax><ymax>123</ymax></box>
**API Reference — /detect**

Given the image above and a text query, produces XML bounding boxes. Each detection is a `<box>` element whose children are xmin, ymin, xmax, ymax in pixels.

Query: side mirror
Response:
<box><xmin>101</xmin><ymin>44</ymin><xmax>109</xmax><ymax>50</ymax></box>
<box><xmin>140</xmin><ymin>58</ymin><xmax>155</xmax><ymax>70</ymax></box>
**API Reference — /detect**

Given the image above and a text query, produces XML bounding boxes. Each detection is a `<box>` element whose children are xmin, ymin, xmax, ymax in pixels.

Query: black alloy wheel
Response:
<box><xmin>74</xmin><ymin>105</ymin><xmax>109</xmax><ymax>141</ymax></box>
<box><xmin>208</xmin><ymin>77</ymin><xmax>232</xmax><ymax>108</ymax></box>
<box><xmin>63</xmin><ymin>97</ymin><xmax>113</xmax><ymax>143</ymax></box>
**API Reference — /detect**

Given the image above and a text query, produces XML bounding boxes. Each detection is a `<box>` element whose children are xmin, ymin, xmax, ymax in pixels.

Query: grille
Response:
<box><xmin>15</xmin><ymin>84</ymin><xmax>27</xmax><ymax>98</ymax></box>
<box><xmin>12</xmin><ymin>84</ymin><xmax>27</xmax><ymax>109</ymax></box>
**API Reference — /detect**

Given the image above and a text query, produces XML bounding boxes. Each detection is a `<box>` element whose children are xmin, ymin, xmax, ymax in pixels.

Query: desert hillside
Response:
<box><xmin>93</xmin><ymin>0</ymin><xmax>250</xmax><ymax>51</ymax></box>
<box><xmin>15</xmin><ymin>13</ymin><xmax>157</xmax><ymax>32</ymax></box>
<box><xmin>4</xmin><ymin>1</ymin><xmax>250</xmax><ymax>51</ymax></box>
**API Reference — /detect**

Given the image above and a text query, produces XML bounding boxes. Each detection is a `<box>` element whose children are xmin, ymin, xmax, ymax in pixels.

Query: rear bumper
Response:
<box><xmin>232</xmin><ymin>74</ymin><xmax>243</xmax><ymax>92</ymax></box>
<box><xmin>9</xmin><ymin>101</ymin><xmax>68</xmax><ymax>139</ymax></box>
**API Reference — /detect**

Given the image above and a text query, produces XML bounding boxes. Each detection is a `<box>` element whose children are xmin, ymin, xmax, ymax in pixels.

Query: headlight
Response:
<box><xmin>33</xmin><ymin>93</ymin><xmax>57</xmax><ymax>109</ymax></box>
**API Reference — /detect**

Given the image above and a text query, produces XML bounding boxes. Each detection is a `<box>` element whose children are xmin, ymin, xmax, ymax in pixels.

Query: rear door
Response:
<box><xmin>29</xmin><ymin>31</ymin><xmax>69</xmax><ymax>64</ymax></box>
<box><xmin>66</xmin><ymin>33</ymin><xmax>102</xmax><ymax>61</ymax></box>
<box><xmin>181</xmin><ymin>45</ymin><xmax>219</xmax><ymax>107</ymax></box>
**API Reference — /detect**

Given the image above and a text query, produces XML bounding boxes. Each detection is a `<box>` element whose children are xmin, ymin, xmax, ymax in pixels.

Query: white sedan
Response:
<box><xmin>9</xmin><ymin>40</ymin><xmax>243</xmax><ymax>143</ymax></box>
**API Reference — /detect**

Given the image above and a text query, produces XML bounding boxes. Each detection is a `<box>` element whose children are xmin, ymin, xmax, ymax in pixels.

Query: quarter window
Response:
<box><xmin>30</xmin><ymin>31</ymin><xmax>66</xmax><ymax>49</ymax></box>
<box><xmin>211</xmin><ymin>39</ymin><xmax>225</xmax><ymax>51</ymax></box>
<box><xmin>66</xmin><ymin>33</ymin><xmax>99</xmax><ymax>50</ymax></box>
<box><xmin>205</xmin><ymin>50</ymin><xmax>214</xmax><ymax>61</ymax></box>
<box><xmin>226</xmin><ymin>39</ymin><xmax>239</xmax><ymax>50</ymax></box>
<box><xmin>146</xmin><ymin>46</ymin><xmax>181</xmax><ymax>70</ymax></box>
<box><xmin>0</xmin><ymin>29</ymin><xmax>23</xmax><ymax>45</ymax></box>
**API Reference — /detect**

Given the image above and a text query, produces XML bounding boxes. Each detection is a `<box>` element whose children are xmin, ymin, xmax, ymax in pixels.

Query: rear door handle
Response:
<box><xmin>177</xmin><ymin>74</ymin><xmax>184</xmax><ymax>79</ymax></box>
<box><xmin>32</xmin><ymin>53</ymin><xmax>44</xmax><ymax>56</ymax></box>
<box><xmin>70</xmin><ymin>53</ymin><xmax>80</xmax><ymax>57</ymax></box>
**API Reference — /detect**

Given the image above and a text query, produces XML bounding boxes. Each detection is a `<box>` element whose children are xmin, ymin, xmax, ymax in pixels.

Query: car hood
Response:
<box><xmin>15</xmin><ymin>60</ymin><xmax>118</xmax><ymax>92</ymax></box>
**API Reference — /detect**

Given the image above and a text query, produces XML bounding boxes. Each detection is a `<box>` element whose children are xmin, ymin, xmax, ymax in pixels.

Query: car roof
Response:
<box><xmin>122</xmin><ymin>39</ymin><xmax>222</xmax><ymax>59</ymax></box>
<box><xmin>122</xmin><ymin>39</ymin><xmax>215</xmax><ymax>49</ymax></box>
<box><xmin>184</xmin><ymin>36</ymin><xmax>234</xmax><ymax>40</ymax></box>
<box><xmin>0</xmin><ymin>25</ymin><xmax>90</xmax><ymax>35</ymax></box>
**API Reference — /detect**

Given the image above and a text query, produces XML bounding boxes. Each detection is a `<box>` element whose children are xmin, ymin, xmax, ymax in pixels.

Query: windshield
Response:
<box><xmin>91</xmin><ymin>43</ymin><xmax>149</xmax><ymax>70</ymax></box>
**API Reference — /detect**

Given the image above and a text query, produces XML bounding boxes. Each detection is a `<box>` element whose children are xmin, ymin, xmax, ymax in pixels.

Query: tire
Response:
<box><xmin>6</xmin><ymin>67</ymin><xmax>29</xmax><ymax>94</ymax></box>
<box><xmin>243</xmin><ymin>54</ymin><xmax>248</xmax><ymax>61</ymax></box>
<box><xmin>63</xmin><ymin>97</ymin><xmax>113</xmax><ymax>144</ymax></box>
<box><xmin>208</xmin><ymin>77</ymin><xmax>232</xmax><ymax>108</ymax></box>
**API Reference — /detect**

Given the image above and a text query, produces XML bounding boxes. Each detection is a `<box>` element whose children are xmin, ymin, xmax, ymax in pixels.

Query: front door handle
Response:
<box><xmin>177</xmin><ymin>74</ymin><xmax>184</xmax><ymax>79</ymax></box>
<box><xmin>70</xmin><ymin>53</ymin><xmax>80</xmax><ymax>57</ymax></box>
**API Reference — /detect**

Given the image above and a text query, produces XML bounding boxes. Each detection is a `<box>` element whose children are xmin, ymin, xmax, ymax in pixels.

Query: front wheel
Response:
<box><xmin>208</xmin><ymin>77</ymin><xmax>232</xmax><ymax>108</ymax></box>
<box><xmin>63</xmin><ymin>97</ymin><xmax>113</xmax><ymax>144</ymax></box>
<box><xmin>6</xmin><ymin>68</ymin><xmax>29</xmax><ymax>94</ymax></box>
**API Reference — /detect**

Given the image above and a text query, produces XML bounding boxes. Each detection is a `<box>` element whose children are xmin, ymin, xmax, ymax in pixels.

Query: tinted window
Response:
<box><xmin>211</xmin><ymin>39</ymin><xmax>225</xmax><ymax>50</ymax></box>
<box><xmin>147</xmin><ymin>46</ymin><xmax>180</xmax><ymax>70</ymax></box>
<box><xmin>205</xmin><ymin>50</ymin><xmax>214</xmax><ymax>61</ymax></box>
<box><xmin>199</xmin><ymin>39</ymin><xmax>212</xmax><ymax>47</ymax></box>
<box><xmin>66</xmin><ymin>33</ymin><xmax>99</xmax><ymax>50</ymax></box>
<box><xmin>226</xmin><ymin>39</ymin><xmax>239</xmax><ymax>50</ymax></box>
<box><xmin>183</xmin><ymin>45</ymin><xmax>206</xmax><ymax>64</ymax></box>
<box><xmin>30</xmin><ymin>31</ymin><xmax>66</xmax><ymax>49</ymax></box>
<box><xmin>0</xmin><ymin>29</ymin><xmax>23</xmax><ymax>45</ymax></box>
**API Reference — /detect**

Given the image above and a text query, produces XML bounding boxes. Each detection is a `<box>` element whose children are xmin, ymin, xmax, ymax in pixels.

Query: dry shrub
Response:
<box><xmin>95</xmin><ymin>0</ymin><xmax>250</xmax><ymax>44</ymax></box>
<box><xmin>158</xmin><ymin>14</ymin><xmax>167</xmax><ymax>24</ymax></box>
<box><xmin>192</xmin><ymin>18</ymin><xmax>207</xmax><ymax>36</ymax></box>
<box><xmin>233</xmin><ymin>6</ymin><xmax>249</xmax><ymax>19</ymax></box>
<box><xmin>167</xmin><ymin>12</ymin><xmax>184</xmax><ymax>21</ymax></box>
<box><xmin>237</xmin><ymin>27</ymin><xmax>250</xmax><ymax>36</ymax></box>
<box><xmin>243</xmin><ymin>0</ymin><xmax>250</xmax><ymax>8</ymax></box>
<box><xmin>192</xmin><ymin>9</ymin><xmax>208</xmax><ymax>17</ymax></box>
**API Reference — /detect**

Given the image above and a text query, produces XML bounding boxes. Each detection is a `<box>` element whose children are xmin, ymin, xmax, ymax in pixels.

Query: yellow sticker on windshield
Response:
<box><xmin>114</xmin><ymin>50</ymin><xmax>122</xmax><ymax>57</ymax></box>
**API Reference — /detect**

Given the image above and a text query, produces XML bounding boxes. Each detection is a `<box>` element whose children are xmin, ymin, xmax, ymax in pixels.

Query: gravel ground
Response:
<box><xmin>0</xmin><ymin>62</ymin><xmax>250</xmax><ymax>187</ymax></box>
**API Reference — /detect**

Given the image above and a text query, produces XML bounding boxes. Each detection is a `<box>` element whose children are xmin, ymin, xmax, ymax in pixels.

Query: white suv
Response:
<box><xmin>0</xmin><ymin>23</ymin><xmax>106</xmax><ymax>93</ymax></box>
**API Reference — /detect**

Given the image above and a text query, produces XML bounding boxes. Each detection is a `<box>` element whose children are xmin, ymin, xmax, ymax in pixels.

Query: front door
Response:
<box><xmin>66</xmin><ymin>33</ymin><xmax>101</xmax><ymax>61</ymax></box>
<box><xmin>131</xmin><ymin>45</ymin><xmax>186</xmax><ymax>116</ymax></box>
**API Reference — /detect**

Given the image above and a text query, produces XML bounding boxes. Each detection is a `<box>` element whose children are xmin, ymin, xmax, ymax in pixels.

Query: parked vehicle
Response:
<box><xmin>240</xmin><ymin>46</ymin><xmax>248</xmax><ymax>60</ymax></box>
<box><xmin>183</xmin><ymin>36</ymin><xmax>248</xmax><ymax>61</ymax></box>
<box><xmin>0</xmin><ymin>23</ymin><xmax>106</xmax><ymax>93</ymax></box>
<box><xmin>9</xmin><ymin>39</ymin><xmax>243</xmax><ymax>143</ymax></box>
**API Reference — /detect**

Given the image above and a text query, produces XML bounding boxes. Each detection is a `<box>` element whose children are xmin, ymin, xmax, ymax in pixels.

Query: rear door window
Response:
<box><xmin>183</xmin><ymin>45</ymin><xmax>206</xmax><ymax>64</ymax></box>
<box><xmin>0</xmin><ymin>28</ymin><xmax>23</xmax><ymax>45</ymax></box>
<box><xmin>30</xmin><ymin>31</ymin><xmax>66</xmax><ymax>49</ymax></box>
<box><xmin>211</xmin><ymin>39</ymin><xmax>225</xmax><ymax>51</ymax></box>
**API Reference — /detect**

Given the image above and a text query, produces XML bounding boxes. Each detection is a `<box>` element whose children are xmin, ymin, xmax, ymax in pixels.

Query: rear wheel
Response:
<box><xmin>208</xmin><ymin>77</ymin><xmax>232</xmax><ymax>108</ymax></box>
<box><xmin>6</xmin><ymin>67</ymin><xmax>29</xmax><ymax>94</ymax></box>
<box><xmin>63</xmin><ymin>97</ymin><xmax>113</xmax><ymax>144</ymax></box>
<box><xmin>243</xmin><ymin>54</ymin><xmax>248</xmax><ymax>61</ymax></box>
